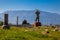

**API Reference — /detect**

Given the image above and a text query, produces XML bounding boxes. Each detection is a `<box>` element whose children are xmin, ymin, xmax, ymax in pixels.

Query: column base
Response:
<box><xmin>2</xmin><ymin>25</ymin><xmax>10</xmax><ymax>29</ymax></box>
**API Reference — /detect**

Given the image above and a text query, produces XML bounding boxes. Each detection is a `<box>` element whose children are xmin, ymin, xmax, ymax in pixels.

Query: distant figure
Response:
<box><xmin>34</xmin><ymin>9</ymin><xmax>41</xmax><ymax>27</ymax></box>
<box><xmin>35</xmin><ymin>10</ymin><xmax>40</xmax><ymax>22</ymax></box>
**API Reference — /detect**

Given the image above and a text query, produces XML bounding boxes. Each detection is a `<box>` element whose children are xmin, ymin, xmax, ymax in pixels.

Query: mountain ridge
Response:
<box><xmin>0</xmin><ymin>10</ymin><xmax>60</xmax><ymax>25</ymax></box>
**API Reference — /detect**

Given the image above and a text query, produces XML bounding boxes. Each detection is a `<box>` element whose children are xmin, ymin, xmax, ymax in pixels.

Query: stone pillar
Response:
<box><xmin>16</xmin><ymin>16</ymin><xmax>18</xmax><ymax>27</ymax></box>
<box><xmin>4</xmin><ymin>14</ymin><xmax>8</xmax><ymax>25</ymax></box>
<box><xmin>2</xmin><ymin>14</ymin><xmax>10</xmax><ymax>29</ymax></box>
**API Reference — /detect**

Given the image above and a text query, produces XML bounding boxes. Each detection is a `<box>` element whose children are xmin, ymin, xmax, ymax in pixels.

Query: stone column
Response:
<box><xmin>2</xmin><ymin>14</ymin><xmax>10</xmax><ymax>29</ymax></box>
<box><xmin>4</xmin><ymin>14</ymin><xmax>8</xmax><ymax>25</ymax></box>
<box><xmin>16</xmin><ymin>16</ymin><xmax>18</xmax><ymax>27</ymax></box>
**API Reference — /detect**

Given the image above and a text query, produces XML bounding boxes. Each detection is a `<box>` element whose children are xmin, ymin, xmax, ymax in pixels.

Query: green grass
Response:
<box><xmin>0</xmin><ymin>26</ymin><xmax>60</xmax><ymax>40</ymax></box>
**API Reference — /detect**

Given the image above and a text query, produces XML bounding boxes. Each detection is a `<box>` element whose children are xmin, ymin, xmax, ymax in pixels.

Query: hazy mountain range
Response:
<box><xmin>0</xmin><ymin>10</ymin><xmax>60</xmax><ymax>25</ymax></box>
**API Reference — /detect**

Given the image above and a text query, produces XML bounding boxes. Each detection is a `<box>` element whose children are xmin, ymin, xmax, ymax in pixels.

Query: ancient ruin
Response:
<box><xmin>2</xmin><ymin>14</ymin><xmax>10</xmax><ymax>29</ymax></box>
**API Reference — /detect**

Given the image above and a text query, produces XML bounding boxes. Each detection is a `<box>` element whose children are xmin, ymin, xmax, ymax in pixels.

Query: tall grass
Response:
<box><xmin>0</xmin><ymin>26</ymin><xmax>60</xmax><ymax>40</ymax></box>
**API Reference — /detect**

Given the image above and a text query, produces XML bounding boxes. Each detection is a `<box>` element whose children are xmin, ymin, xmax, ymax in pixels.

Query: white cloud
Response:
<box><xmin>0</xmin><ymin>9</ymin><xmax>5</xmax><ymax>13</ymax></box>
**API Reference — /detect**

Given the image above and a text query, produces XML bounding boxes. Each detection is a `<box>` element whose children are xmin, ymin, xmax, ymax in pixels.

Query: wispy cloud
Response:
<box><xmin>0</xmin><ymin>9</ymin><xmax>4</xmax><ymax>13</ymax></box>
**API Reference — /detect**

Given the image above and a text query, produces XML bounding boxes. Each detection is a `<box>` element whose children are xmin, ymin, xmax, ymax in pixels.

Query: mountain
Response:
<box><xmin>0</xmin><ymin>10</ymin><xmax>60</xmax><ymax>25</ymax></box>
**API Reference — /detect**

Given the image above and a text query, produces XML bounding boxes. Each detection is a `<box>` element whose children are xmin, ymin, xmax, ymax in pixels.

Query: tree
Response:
<box><xmin>22</xmin><ymin>20</ymin><xmax>27</xmax><ymax>24</ymax></box>
<box><xmin>0</xmin><ymin>21</ymin><xmax>3</xmax><ymax>26</ymax></box>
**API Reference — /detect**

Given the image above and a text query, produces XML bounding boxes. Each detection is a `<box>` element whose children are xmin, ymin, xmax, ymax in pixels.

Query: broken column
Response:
<box><xmin>16</xmin><ymin>16</ymin><xmax>18</xmax><ymax>27</ymax></box>
<box><xmin>2</xmin><ymin>14</ymin><xmax>10</xmax><ymax>29</ymax></box>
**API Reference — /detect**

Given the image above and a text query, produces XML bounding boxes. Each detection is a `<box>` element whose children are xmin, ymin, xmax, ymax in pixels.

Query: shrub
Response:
<box><xmin>22</xmin><ymin>20</ymin><xmax>27</xmax><ymax>24</ymax></box>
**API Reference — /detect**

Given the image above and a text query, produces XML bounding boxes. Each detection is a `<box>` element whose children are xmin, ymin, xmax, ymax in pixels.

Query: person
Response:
<box><xmin>35</xmin><ymin>10</ymin><xmax>40</xmax><ymax>22</ymax></box>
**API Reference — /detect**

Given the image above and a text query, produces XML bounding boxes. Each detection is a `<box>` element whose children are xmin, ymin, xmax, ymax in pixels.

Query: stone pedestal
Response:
<box><xmin>2</xmin><ymin>14</ymin><xmax>10</xmax><ymax>29</ymax></box>
<box><xmin>36</xmin><ymin>22</ymin><xmax>41</xmax><ymax>26</ymax></box>
<box><xmin>34</xmin><ymin>21</ymin><xmax>41</xmax><ymax>28</ymax></box>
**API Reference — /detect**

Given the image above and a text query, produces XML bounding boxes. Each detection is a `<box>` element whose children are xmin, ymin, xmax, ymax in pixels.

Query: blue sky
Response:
<box><xmin>0</xmin><ymin>0</ymin><xmax>60</xmax><ymax>14</ymax></box>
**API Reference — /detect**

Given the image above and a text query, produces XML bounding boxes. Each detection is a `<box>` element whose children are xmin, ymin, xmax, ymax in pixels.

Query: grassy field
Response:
<box><xmin>0</xmin><ymin>26</ymin><xmax>60</xmax><ymax>40</ymax></box>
